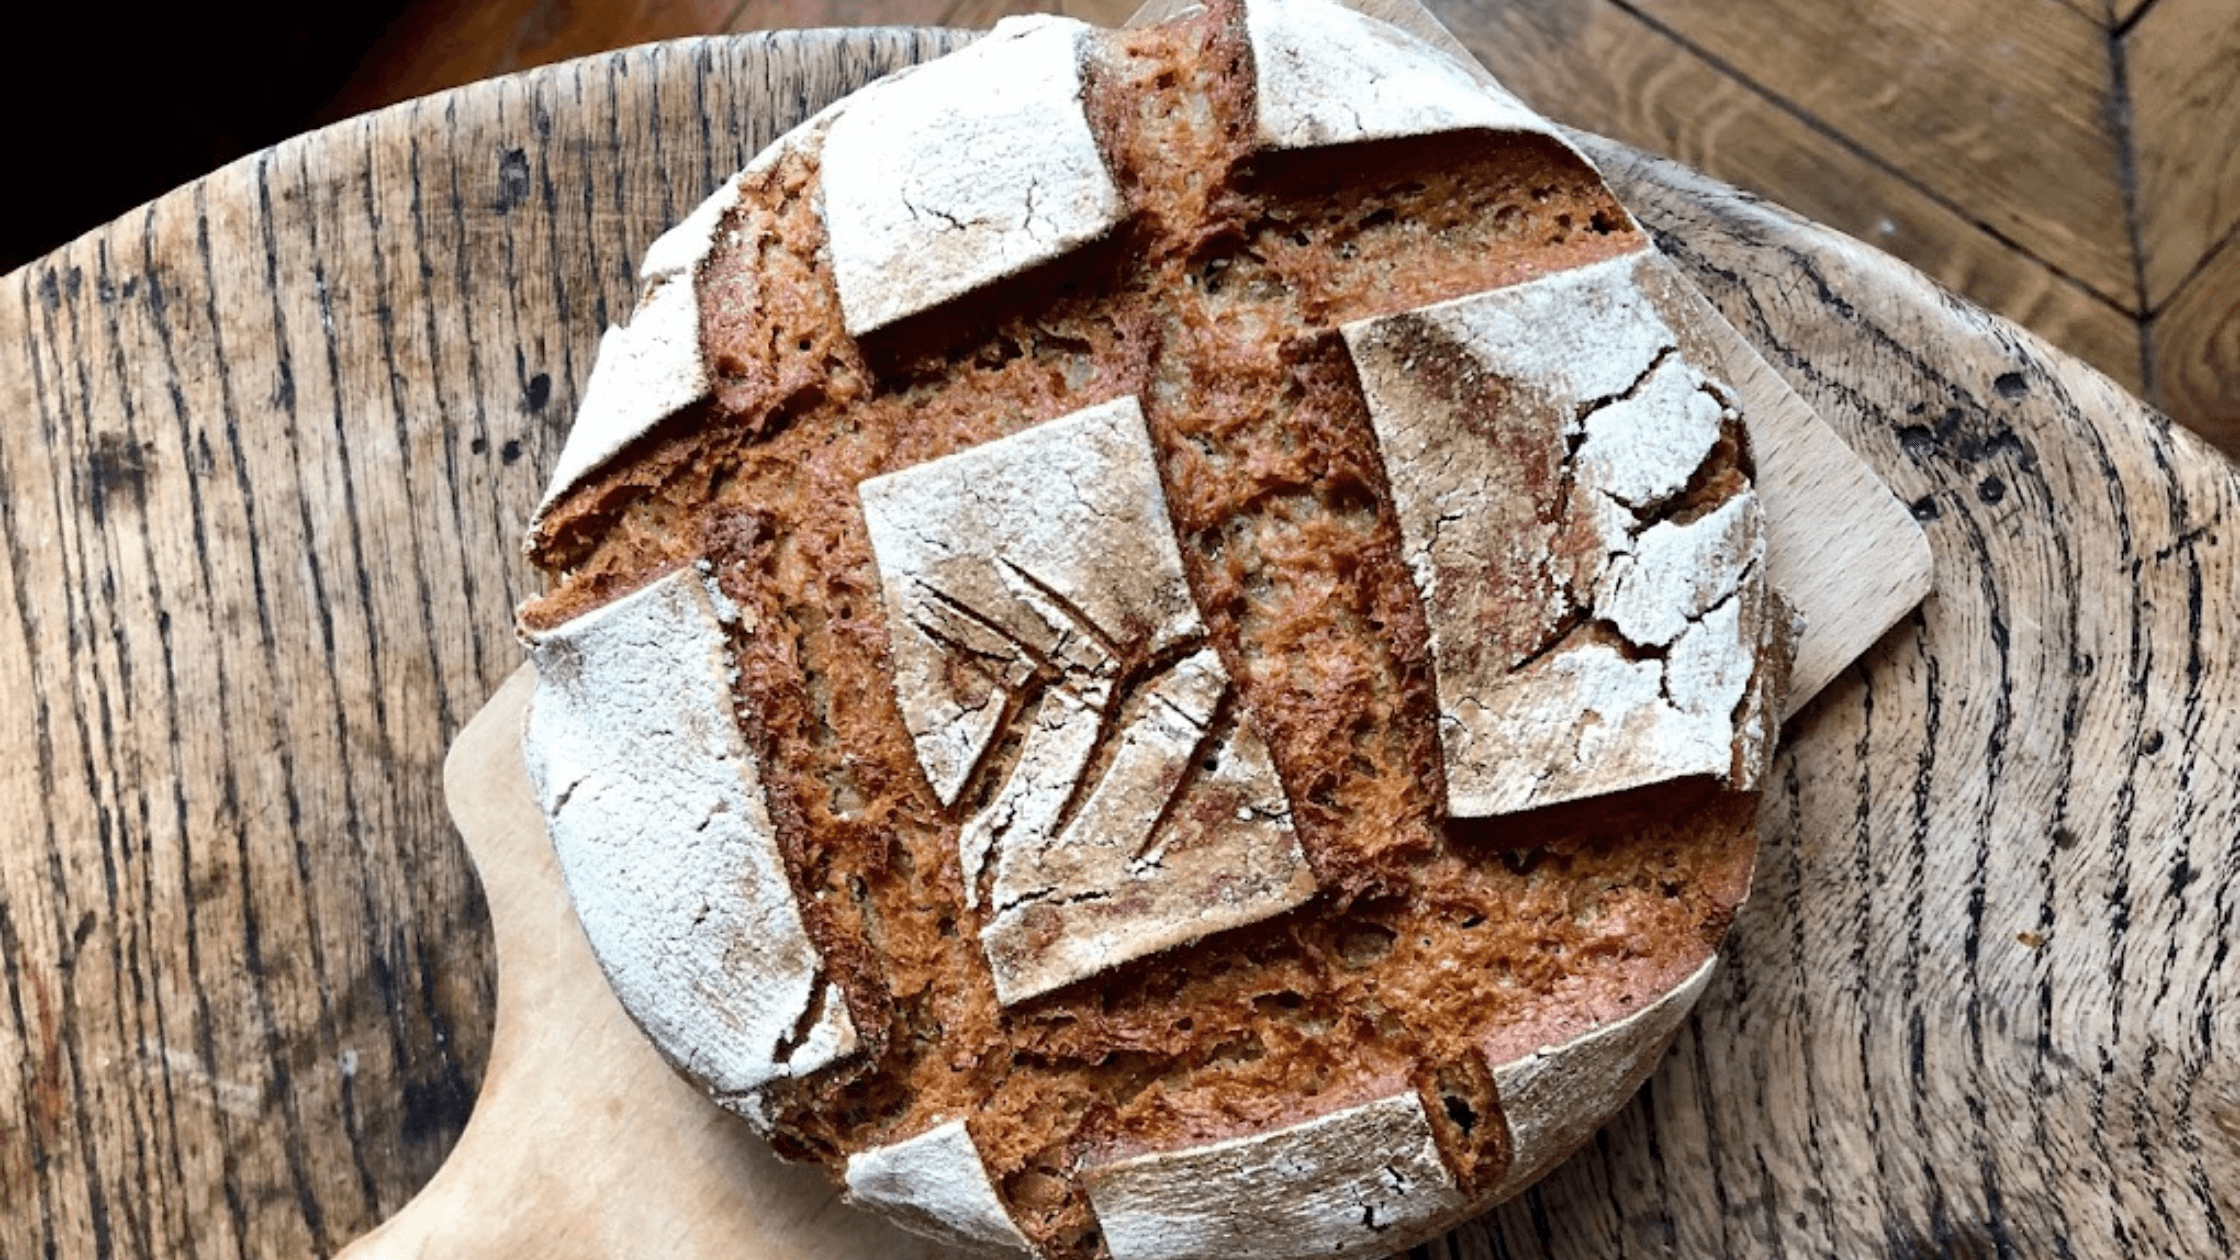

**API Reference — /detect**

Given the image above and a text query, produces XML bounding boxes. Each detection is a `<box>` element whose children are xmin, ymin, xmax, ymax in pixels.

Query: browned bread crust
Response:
<box><xmin>519</xmin><ymin>4</ymin><xmax>1781</xmax><ymax>1257</ymax></box>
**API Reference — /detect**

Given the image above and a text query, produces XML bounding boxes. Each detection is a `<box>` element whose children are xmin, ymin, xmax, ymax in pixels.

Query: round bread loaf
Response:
<box><xmin>517</xmin><ymin>2</ymin><xmax>1786</xmax><ymax>1257</ymax></box>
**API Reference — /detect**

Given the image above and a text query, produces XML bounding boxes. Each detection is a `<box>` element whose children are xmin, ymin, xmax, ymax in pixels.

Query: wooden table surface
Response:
<box><xmin>2</xmin><ymin>22</ymin><xmax>2236</xmax><ymax>1260</ymax></box>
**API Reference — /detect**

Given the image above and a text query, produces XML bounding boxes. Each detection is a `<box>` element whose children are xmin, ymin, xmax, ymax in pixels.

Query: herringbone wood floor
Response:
<box><xmin>329</xmin><ymin>0</ymin><xmax>2240</xmax><ymax>452</ymax></box>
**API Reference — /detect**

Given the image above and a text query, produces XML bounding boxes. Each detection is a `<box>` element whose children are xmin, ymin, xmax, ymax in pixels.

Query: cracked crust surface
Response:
<box><xmin>521</xmin><ymin>3</ymin><xmax>1776</xmax><ymax>1257</ymax></box>
<box><xmin>1245</xmin><ymin>0</ymin><xmax>1550</xmax><ymax>151</ymax></box>
<box><xmin>858</xmin><ymin>396</ymin><xmax>1317</xmax><ymax>1006</ymax></box>
<box><xmin>1342</xmin><ymin>252</ymin><xmax>1777</xmax><ymax>817</ymax></box>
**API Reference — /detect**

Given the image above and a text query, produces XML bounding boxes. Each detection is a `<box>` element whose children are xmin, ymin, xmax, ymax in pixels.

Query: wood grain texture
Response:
<box><xmin>2114</xmin><ymin>0</ymin><xmax>2160</xmax><ymax>27</ymax></box>
<box><xmin>5</xmin><ymin>18</ymin><xmax>2234</xmax><ymax>1260</ymax></box>
<box><xmin>2152</xmin><ymin>234</ymin><xmax>2240</xmax><ymax>450</ymax></box>
<box><xmin>1556</xmin><ymin>134</ymin><xmax>2240</xmax><ymax>1260</ymax></box>
<box><xmin>1561</xmin><ymin>0</ymin><xmax>2134</xmax><ymax>305</ymax></box>
<box><xmin>1423</xmin><ymin>0</ymin><xmax>2147</xmax><ymax>393</ymax></box>
<box><xmin>0</xmin><ymin>27</ymin><xmax>970</xmax><ymax>1258</ymax></box>
<box><xmin>2127</xmin><ymin>0</ymin><xmax>2240</xmax><ymax>309</ymax></box>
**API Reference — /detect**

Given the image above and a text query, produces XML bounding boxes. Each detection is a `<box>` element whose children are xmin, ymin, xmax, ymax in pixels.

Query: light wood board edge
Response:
<box><xmin>1663</xmin><ymin>258</ymin><xmax>1936</xmax><ymax>712</ymax></box>
<box><xmin>336</xmin><ymin>664</ymin><xmax>962</xmax><ymax>1260</ymax></box>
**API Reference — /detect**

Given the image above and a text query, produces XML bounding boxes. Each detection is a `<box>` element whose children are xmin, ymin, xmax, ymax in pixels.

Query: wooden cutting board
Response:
<box><xmin>340</xmin><ymin>5</ymin><xmax>1935</xmax><ymax>1252</ymax></box>
<box><xmin>338</xmin><ymin>5</ymin><xmax>1901</xmax><ymax>1257</ymax></box>
<box><xmin>4</xmin><ymin>5</ymin><xmax>2233</xmax><ymax>1260</ymax></box>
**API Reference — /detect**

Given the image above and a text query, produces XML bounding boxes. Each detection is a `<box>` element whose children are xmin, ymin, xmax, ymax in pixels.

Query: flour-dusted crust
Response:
<box><xmin>976</xmin><ymin>645</ymin><xmax>1312</xmax><ymax>1006</ymax></box>
<box><xmin>859</xmin><ymin>397</ymin><xmax>1315</xmax><ymax>1007</ymax></box>
<box><xmin>844</xmin><ymin>1118</ymin><xmax>1034</xmax><ymax>1253</ymax></box>
<box><xmin>639</xmin><ymin>93</ymin><xmax>867</xmax><ymax>289</ymax></box>
<box><xmin>818</xmin><ymin>15</ymin><xmax>1125</xmax><ymax>338</ymax></box>
<box><xmin>1244</xmin><ymin>0</ymin><xmax>1552</xmax><ymax>151</ymax></box>
<box><xmin>640</xmin><ymin>173</ymin><xmax>745</xmax><ymax>286</ymax></box>
<box><xmin>1343</xmin><ymin>251</ymin><xmax>1775</xmax><ymax>818</ymax></box>
<box><xmin>527</xmin><ymin>101</ymin><xmax>861</xmax><ymax>531</ymax></box>
<box><xmin>1489</xmin><ymin>957</ymin><xmax>1718</xmax><ymax>1201</ymax></box>
<box><xmin>530</xmin><ymin>274</ymin><xmax>711</xmax><ymax>527</ymax></box>
<box><xmin>1084</xmin><ymin>1091</ymin><xmax>1474</xmax><ymax>1260</ymax></box>
<box><xmin>857</xmin><ymin>396</ymin><xmax>1206</xmax><ymax>808</ymax></box>
<box><xmin>522</xmin><ymin>567</ymin><xmax>856</xmax><ymax>1102</ymax></box>
<box><xmin>520</xmin><ymin>1</ymin><xmax>1782</xmax><ymax>1255</ymax></box>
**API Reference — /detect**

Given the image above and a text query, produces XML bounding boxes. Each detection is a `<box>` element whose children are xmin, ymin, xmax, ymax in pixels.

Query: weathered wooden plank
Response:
<box><xmin>0</xmin><ymin>29</ymin><xmax>971</xmax><ymax>1258</ymax></box>
<box><xmin>1576</xmin><ymin>135</ymin><xmax>2240</xmax><ymax>1260</ymax></box>
<box><xmin>328</xmin><ymin>0</ymin><xmax>1138</xmax><ymax>124</ymax></box>
<box><xmin>2113</xmin><ymin>0</ymin><xmax>2159</xmax><ymax>26</ymax></box>
<box><xmin>1486</xmin><ymin>0</ymin><xmax>2134</xmax><ymax>306</ymax></box>
<box><xmin>2151</xmin><ymin>233</ymin><xmax>2240</xmax><ymax>451</ymax></box>
<box><xmin>2127</xmin><ymin>0</ymin><xmax>2240</xmax><ymax>309</ymax></box>
<box><xmin>1424</xmin><ymin>0</ymin><xmax>2145</xmax><ymax>390</ymax></box>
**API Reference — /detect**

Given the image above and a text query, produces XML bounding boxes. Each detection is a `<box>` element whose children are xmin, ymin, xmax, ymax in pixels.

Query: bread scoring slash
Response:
<box><xmin>517</xmin><ymin>1</ymin><xmax>1784</xmax><ymax>1257</ymax></box>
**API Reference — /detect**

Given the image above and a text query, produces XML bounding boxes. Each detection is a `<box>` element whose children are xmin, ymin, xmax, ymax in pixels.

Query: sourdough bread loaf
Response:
<box><xmin>517</xmin><ymin>2</ymin><xmax>1785</xmax><ymax>1257</ymax></box>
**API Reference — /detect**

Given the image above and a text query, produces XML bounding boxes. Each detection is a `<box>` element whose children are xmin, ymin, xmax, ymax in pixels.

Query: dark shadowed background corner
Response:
<box><xmin>0</xmin><ymin>0</ymin><xmax>417</xmax><ymax>277</ymax></box>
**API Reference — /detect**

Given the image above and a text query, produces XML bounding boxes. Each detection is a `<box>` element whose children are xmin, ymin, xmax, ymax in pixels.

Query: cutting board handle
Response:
<box><xmin>337</xmin><ymin>664</ymin><xmax>957</xmax><ymax>1260</ymax></box>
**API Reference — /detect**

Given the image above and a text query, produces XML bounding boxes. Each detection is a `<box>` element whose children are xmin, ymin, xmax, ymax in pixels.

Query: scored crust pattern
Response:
<box><xmin>519</xmin><ymin>2</ymin><xmax>1781</xmax><ymax>1257</ymax></box>
<box><xmin>857</xmin><ymin>395</ymin><xmax>1316</xmax><ymax>1007</ymax></box>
